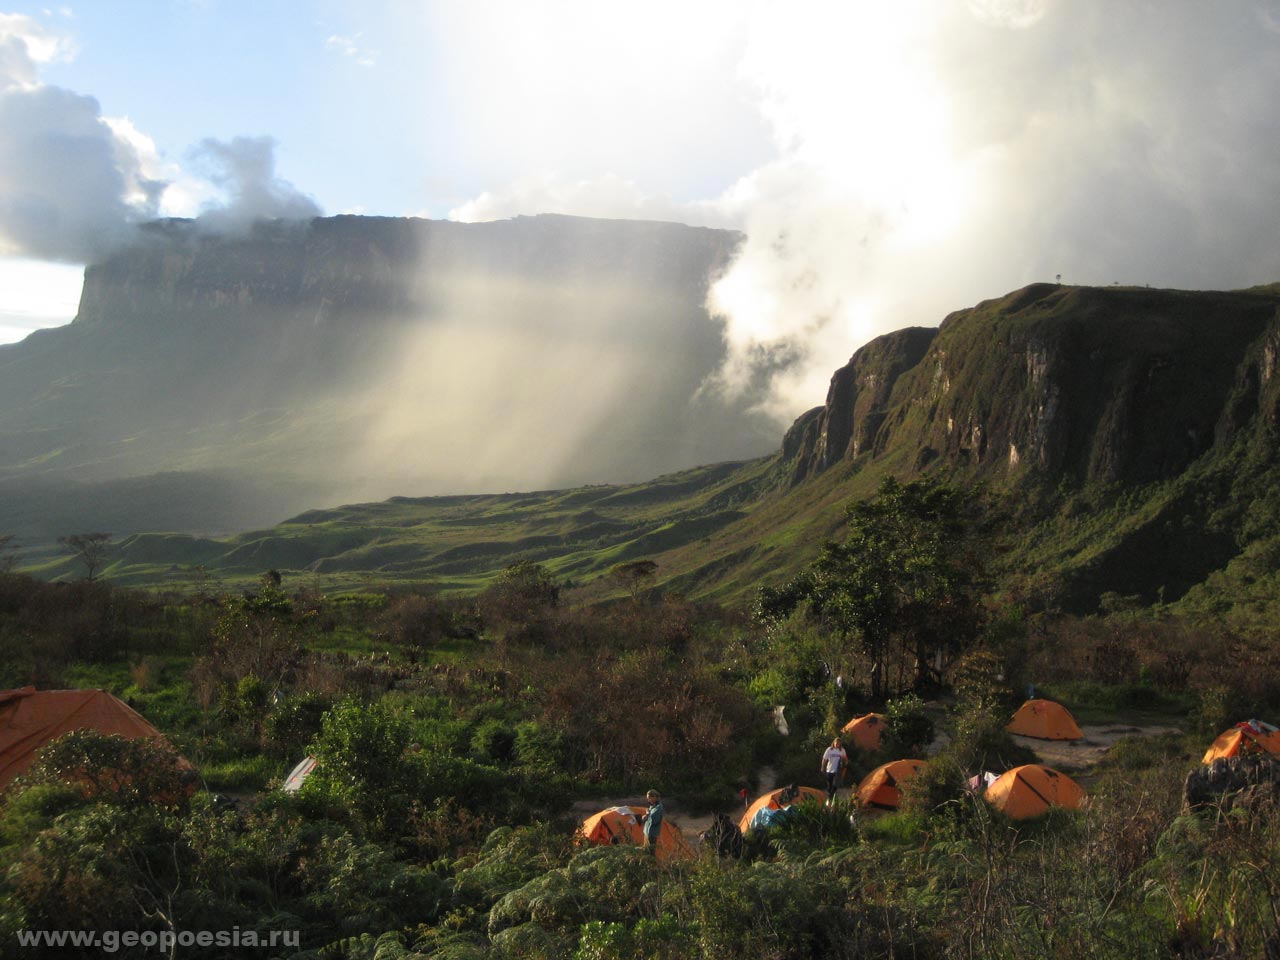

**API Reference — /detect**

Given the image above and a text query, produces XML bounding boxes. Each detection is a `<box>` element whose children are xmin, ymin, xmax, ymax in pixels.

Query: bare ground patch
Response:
<box><xmin>1010</xmin><ymin>723</ymin><xmax>1183</xmax><ymax>774</ymax></box>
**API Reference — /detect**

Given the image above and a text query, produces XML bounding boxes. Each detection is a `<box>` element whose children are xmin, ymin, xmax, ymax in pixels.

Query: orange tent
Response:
<box><xmin>1202</xmin><ymin>721</ymin><xmax>1280</xmax><ymax>764</ymax></box>
<box><xmin>985</xmin><ymin>764</ymin><xmax>1086</xmax><ymax>819</ymax></box>
<box><xmin>0</xmin><ymin>687</ymin><xmax>185</xmax><ymax>791</ymax></box>
<box><xmin>578</xmin><ymin>805</ymin><xmax>694</xmax><ymax>861</ymax></box>
<box><xmin>738</xmin><ymin>786</ymin><xmax>826</xmax><ymax>833</ymax></box>
<box><xmin>841</xmin><ymin>713</ymin><xmax>887</xmax><ymax>753</ymax></box>
<box><xmin>855</xmin><ymin>759</ymin><xmax>927</xmax><ymax>812</ymax></box>
<box><xmin>1005</xmin><ymin>699</ymin><xmax>1084</xmax><ymax>741</ymax></box>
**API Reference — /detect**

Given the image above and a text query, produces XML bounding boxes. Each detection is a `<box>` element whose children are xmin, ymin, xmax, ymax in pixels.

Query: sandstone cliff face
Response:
<box><xmin>75</xmin><ymin>214</ymin><xmax>741</xmax><ymax>329</ymax></box>
<box><xmin>785</xmin><ymin>283</ymin><xmax>1280</xmax><ymax>487</ymax></box>
<box><xmin>783</xmin><ymin>326</ymin><xmax>937</xmax><ymax>483</ymax></box>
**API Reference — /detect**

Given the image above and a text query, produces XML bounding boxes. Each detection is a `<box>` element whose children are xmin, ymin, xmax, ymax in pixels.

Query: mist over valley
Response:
<box><xmin>0</xmin><ymin>214</ymin><xmax>781</xmax><ymax>542</ymax></box>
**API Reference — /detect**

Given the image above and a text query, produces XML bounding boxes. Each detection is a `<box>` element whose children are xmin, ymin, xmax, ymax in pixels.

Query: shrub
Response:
<box><xmin>745</xmin><ymin>666</ymin><xmax>798</xmax><ymax>708</ymax></box>
<box><xmin>1191</xmin><ymin>684</ymin><xmax>1235</xmax><ymax>737</ymax></box>
<box><xmin>767</xmin><ymin>796</ymin><xmax>861</xmax><ymax>858</ymax></box>
<box><xmin>483</xmin><ymin>561</ymin><xmax>561</xmax><ymax>624</ymax></box>
<box><xmin>379</xmin><ymin>593</ymin><xmax>457</xmax><ymax>657</ymax></box>
<box><xmin>8</xmin><ymin>805</ymin><xmax>174</xmax><ymax>931</ymax></box>
<box><xmin>0</xmin><ymin>782</ymin><xmax>86</xmax><ymax>849</ymax></box>
<box><xmin>513</xmin><ymin>720</ymin><xmax>567</xmax><ymax>771</ymax></box>
<box><xmin>575</xmin><ymin>916</ymin><xmax>694</xmax><ymax>960</ymax></box>
<box><xmin>304</xmin><ymin>699</ymin><xmax>418</xmax><ymax>832</ymax></box>
<box><xmin>883</xmin><ymin>694</ymin><xmax>935</xmax><ymax>757</ymax></box>
<box><xmin>946</xmin><ymin>700</ymin><xmax>1038</xmax><ymax>773</ymax></box>
<box><xmin>219</xmin><ymin>671</ymin><xmax>272</xmax><ymax>743</ymax></box>
<box><xmin>951</xmin><ymin>647</ymin><xmax>1012</xmax><ymax>707</ymax></box>
<box><xmin>264</xmin><ymin>691</ymin><xmax>333</xmax><ymax>758</ymax></box>
<box><xmin>17</xmin><ymin>729</ymin><xmax>195</xmax><ymax>810</ymax></box>
<box><xmin>471</xmin><ymin>718</ymin><xmax>517</xmax><ymax>763</ymax></box>
<box><xmin>296</xmin><ymin>833</ymin><xmax>450</xmax><ymax>934</ymax></box>
<box><xmin>900</xmin><ymin>753</ymin><xmax>968</xmax><ymax>816</ymax></box>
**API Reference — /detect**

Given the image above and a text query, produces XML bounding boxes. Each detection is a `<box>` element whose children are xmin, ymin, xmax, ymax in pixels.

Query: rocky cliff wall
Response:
<box><xmin>785</xmin><ymin>283</ymin><xmax>1280</xmax><ymax>487</ymax></box>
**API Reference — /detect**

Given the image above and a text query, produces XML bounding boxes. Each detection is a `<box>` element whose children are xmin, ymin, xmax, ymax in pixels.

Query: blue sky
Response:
<box><xmin>4</xmin><ymin>1</ymin><xmax>1280</xmax><ymax>420</ymax></box>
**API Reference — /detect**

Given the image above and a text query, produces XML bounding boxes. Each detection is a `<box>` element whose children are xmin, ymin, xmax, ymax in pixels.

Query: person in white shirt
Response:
<box><xmin>820</xmin><ymin>738</ymin><xmax>848</xmax><ymax>804</ymax></box>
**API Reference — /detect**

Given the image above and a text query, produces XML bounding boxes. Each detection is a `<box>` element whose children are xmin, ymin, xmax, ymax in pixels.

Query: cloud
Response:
<box><xmin>0</xmin><ymin>85</ymin><xmax>163</xmax><ymax>263</ymax></box>
<box><xmin>440</xmin><ymin>2</ymin><xmax>1280</xmax><ymax>428</ymax></box>
<box><xmin>190</xmin><ymin>135</ymin><xmax>321</xmax><ymax>232</ymax></box>
<box><xmin>0</xmin><ymin>13</ymin><xmax>161</xmax><ymax>262</ymax></box>
<box><xmin>325</xmin><ymin>32</ymin><xmax>377</xmax><ymax>68</ymax></box>
<box><xmin>0</xmin><ymin>12</ymin><xmax>71</xmax><ymax>87</ymax></box>
<box><xmin>965</xmin><ymin>0</ymin><xmax>1051</xmax><ymax>29</ymax></box>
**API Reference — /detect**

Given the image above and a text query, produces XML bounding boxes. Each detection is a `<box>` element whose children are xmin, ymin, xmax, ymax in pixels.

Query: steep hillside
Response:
<box><xmin>780</xmin><ymin>283</ymin><xmax>1280</xmax><ymax>605</ymax></box>
<box><xmin>71</xmin><ymin>281</ymin><xmax>1280</xmax><ymax>616</ymax></box>
<box><xmin>0</xmin><ymin>214</ymin><xmax>773</xmax><ymax>540</ymax></box>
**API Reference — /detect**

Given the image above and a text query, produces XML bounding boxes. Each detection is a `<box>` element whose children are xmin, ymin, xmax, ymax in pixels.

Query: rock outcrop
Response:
<box><xmin>1183</xmin><ymin>755</ymin><xmax>1280</xmax><ymax>813</ymax></box>
<box><xmin>783</xmin><ymin>283</ymin><xmax>1280</xmax><ymax>487</ymax></box>
<box><xmin>784</xmin><ymin>327</ymin><xmax>937</xmax><ymax>484</ymax></box>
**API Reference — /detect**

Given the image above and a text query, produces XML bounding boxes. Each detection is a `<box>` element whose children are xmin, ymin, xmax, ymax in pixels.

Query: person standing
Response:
<box><xmin>642</xmin><ymin>789</ymin><xmax>664</xmax><ymax>853</ymax></box>
<box><xmin>821</xmin><ymin>738</ymin><xmax>848</xmax><ymax>804</ymax></box>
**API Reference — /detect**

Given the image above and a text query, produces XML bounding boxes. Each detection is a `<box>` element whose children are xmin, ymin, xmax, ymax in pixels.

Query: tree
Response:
<box><xmin>306</xmin><ymin>699</ymin><xmax>419</xmax><ymax>832</ymax></box>
<box><xmin>0</xmin><ymin>533</ymin><xmax>16</xmax><ymax>574</ymax></box>
<box><xmin>758</xmin><ymin>477</ymin><xmax>986</xmax><ymax>703</ymax></box>
<box><xmin>488</xmin><ymin>560</ymin><xmax>560</xmax><ymax>613</ymax></box>
<box><xmin>609</xmin><ymin>559</ymin><xmax>658</xmax><ymax>603</ymax></box>
<box><xmin>58</xmin><ymin>532</ymin><xmax>113</xmax><ymax>581</ymax></box>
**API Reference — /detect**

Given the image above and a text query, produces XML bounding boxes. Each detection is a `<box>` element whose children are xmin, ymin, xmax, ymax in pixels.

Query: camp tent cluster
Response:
<box><xmin>20</xmin><ymin>683</ymin><xmax>1267</xmax><ymax>850</ymax></box>
<box><xmin>0</xmin><ymin>687</ymin><xmax>188</xmax><ymax>792</ymax></box>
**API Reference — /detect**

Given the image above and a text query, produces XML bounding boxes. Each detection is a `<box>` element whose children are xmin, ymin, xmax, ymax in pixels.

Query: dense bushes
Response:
<box><xmin>6</xmin><ymin>570</ymin><xmax>1280</xmax><ymax>957</ymax></box>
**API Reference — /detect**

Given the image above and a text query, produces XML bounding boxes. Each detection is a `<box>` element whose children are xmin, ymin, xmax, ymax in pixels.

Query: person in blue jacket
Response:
<box><xmin>642</xmin><ymin>789</ymin><xmax>664</xmax><ymax>852</ymax></box>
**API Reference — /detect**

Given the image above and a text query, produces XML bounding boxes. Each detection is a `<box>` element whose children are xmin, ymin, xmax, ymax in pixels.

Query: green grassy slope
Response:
<box><xmin>63</xmin><ymin>458</ymin><xmax>783</xmax><ymax>596</ymax></box>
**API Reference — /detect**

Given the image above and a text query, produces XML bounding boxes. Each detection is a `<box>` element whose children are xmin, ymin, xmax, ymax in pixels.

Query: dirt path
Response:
<box><xmin>1010</xmin><ymin>723</ymin><xmax>1182</xmax><ymax>774</ymax></box>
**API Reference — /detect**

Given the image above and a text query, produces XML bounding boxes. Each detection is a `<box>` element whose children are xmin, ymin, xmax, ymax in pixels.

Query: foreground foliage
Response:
<box><xmin>1</xmin><ymin>550</ymin><xmax>1279</xmax><ymax>957</ymax></box>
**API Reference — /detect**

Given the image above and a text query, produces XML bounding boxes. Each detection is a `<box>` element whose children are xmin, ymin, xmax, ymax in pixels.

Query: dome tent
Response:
<box><xmin>0</xmin><ymin>686</ymin><xmax>189</xmax><ymax>792</ymax></box>
<box><xmin>1006</xmin><ymin>699</ymin><xmax>1084</xmax><ymax>741</ymax></box>
<box><xmin>1202</xmin><ymin>720</ymin><xmax>1280</xmax><ymax>764</ymax></box>
<box><xmin>578</xmin><ymin>805</ymin><xmax>694</xmax><ymax>861</ymax></box>
<box><xmin>855</xmin><ymin>759</ymin><xmax>927</xmax><ymax>812</ymax></box>
<box><xmin>738</xmin><ymin>785</ymin><xmax>826</xmax><ymax>833</ymax></box>
<box><xmin>841</xmin><ymin>713</ymin><xmax>887</xmax><ymax>753</ymax></box>
<box><xmin>984</xmin><ymin>764</ymin><xmax>1086</xmax><ymax>819</ymax></box>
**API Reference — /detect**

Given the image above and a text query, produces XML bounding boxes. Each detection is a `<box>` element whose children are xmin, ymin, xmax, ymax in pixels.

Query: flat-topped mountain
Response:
<box><xmin>0</xmin><ymin>214</ymin><xmax>775</xmax><ymax>539</ymax></box>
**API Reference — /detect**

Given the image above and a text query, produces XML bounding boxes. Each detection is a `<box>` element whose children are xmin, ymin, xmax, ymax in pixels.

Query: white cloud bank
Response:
<box><xmin>447</xmin><ymin>0</ymin><xmax>1280</xmax><ymax>424</ymax></box>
